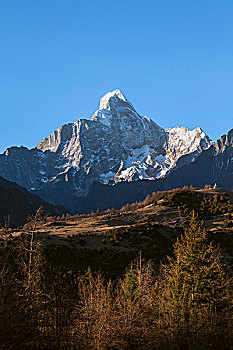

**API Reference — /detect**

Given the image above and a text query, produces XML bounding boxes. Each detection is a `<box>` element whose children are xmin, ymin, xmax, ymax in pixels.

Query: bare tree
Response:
<box><xmin>72</xmin><ymin>269</ymin><xmax>113</xmax><ymax>350</ymax></box>
<box><xmin>112</xmin><ymin>255</ymin><xmax>157</xmax><ymax>350</ymax></box>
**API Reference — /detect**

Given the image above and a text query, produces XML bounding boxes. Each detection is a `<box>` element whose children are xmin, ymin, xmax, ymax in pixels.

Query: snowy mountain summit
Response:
<box><xmin>0</xmin><ymin>89</ymin><xmax>213</xmax><ymax>211</ymax></box>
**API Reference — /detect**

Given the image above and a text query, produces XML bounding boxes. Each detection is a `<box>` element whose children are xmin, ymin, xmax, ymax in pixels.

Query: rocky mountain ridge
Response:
<box><xmin>71</xmin><ymin>127</ymin><xmax>233</xmax><ymax>214</ymax></box>
<box><xmin>0</xmin><ymin>90</ymin><xmax>212</xmax><ymax>207</ymax></box>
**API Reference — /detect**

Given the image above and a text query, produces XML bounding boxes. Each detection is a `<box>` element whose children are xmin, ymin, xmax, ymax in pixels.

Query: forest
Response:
<box><xmin>0</xmin><ymin>209</ymin><xmax>232</xmax><ymax>350</ymax></box>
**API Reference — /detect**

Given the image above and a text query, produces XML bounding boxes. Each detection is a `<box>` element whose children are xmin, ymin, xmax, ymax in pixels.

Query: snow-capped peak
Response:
<box><xmin>165</xmin><ymin>126</ymin><xmax>213</xmax><ymax>163</ymax></box>
<box><xmin>166</xmin><ymin>126</ymin><xmax>210</xmax><ymax>145</ymax></box>
<box><xmin>99</xmin><ymin>89</ymin><xmax>127</xmax><ymax>110</ymax></box>
<box><xmin>0</xmin><ymin>89</ymin><xmax>215</xmax><ymax>210</ymax></box>
<box><xmin>92</xmin><ymin>89</ymin><xmax>138</xmax><ymax>126</ymax></box>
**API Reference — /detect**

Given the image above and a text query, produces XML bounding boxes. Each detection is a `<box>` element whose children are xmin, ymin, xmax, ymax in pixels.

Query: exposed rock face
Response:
<box><xmin>212</xmin><ymin>128</ymin><xmax>233</xmax><ymax>188</ymax></box>
<box><xmin>61</xmin><ymin>128</ymin><xmax>233</xmax><ymax>214</ymax></box>
<box><xmin>0</xmin><ymin>89</ymin><xmax>213</xmax><ymax>211</ymax></box>
<box><xmin>154</xmin><ymin>128</ymin><xmax>233</xmax><ymax>191</ymax></box>
<box><xmin>36</xmin><ymin>90</ymin><xmax>168</xmax><ymax>192</ymax></box>
<box><xmin>165</xmin><ymin>126</ymin><xmax>212</xmax><ymax>167</ymax></box>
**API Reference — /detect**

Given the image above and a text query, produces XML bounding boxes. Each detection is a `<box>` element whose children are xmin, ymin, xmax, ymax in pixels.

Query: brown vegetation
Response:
<box><xmin>0</xmin><ymin>210</ymin><xmax>232</xmax><ymax>349</ymax></box>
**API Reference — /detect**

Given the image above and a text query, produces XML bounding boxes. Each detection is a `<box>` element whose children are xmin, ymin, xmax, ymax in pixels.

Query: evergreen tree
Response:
<box><xmin>154</xmin><ymin>213</ymin><xmax>231</xmax><ymax>349</ymax></box>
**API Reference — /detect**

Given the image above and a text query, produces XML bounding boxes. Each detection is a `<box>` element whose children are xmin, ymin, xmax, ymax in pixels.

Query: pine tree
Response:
<box><xmin>154</xmin><ymin>213</ymin><xmax>231</xmax><ymax>349</ymax></box>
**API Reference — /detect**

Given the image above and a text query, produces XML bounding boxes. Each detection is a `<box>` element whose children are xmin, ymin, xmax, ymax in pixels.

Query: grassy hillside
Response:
<box><xmin>1</xmin><ymin>186</ymin><xmax>233</xmax><ymax>349</ymax></box>
<box><xmin>2</xmin><ymin>186</ymin><xmax>232</xmax><ymax>279</ymax></box>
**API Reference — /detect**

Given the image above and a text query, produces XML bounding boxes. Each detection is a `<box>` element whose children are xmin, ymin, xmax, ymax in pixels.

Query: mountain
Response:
<box><xmin>70</xmin><ymin>128</ymin><xmax>233</xmax><ymax>214</ymax></box>
<box><xmin>0</xmin><ymin>90</ymin><xmax>212</xmax><ymax>212</ymax></box>
<box><xmin>0</xmin><ymin>176</ymin><xmax>68</xmax><ymax>227</ymax></box>
<box><xmin>161</xmin><ymin>127</ymin><xmax>233</xmax><ymax>190</ymax></box>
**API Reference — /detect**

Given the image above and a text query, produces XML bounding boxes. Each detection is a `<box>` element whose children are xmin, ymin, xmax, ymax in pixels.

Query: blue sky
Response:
<box><xmin>0</xmin><ymin>0</ymin><xmax>233</xmax><ymax>153</ymax></box>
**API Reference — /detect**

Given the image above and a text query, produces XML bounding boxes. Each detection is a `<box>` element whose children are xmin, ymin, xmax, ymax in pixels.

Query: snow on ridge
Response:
<box><xmin>165</xmin><ymin>126</ymin><xmax>212</xmax><ymax>161</ymax></box>
<box><xmin>166</xmin><ymin>126</ymin><xmax>210</xmax><ymax>141</ymax></box>
<box><xmin>92</xmin><ymin>109</ymin><xmax>112</xmax><ymax>127</ymax></box>
<box><xmin>99</xmin><ymin>89</ymin><xmax>127</xmax><ymax>110</ymax></box>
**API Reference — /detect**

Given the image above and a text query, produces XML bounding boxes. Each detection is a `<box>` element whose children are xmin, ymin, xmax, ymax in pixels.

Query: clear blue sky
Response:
<box><xmin>0</xmin><ymin>0</ymin><xmax>233</xmax><ymax>153</ymax></box>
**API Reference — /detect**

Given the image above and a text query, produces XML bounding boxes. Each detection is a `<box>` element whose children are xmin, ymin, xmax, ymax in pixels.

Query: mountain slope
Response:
<box><xmin>0</xmin><ymin>176</ymin><xmax>68</xmax><ymax>227</ymax></box>
<box><xmin>162</xmin><ymin>128</ymin><xmax>233</xmax><ymax>189</ymax></box>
